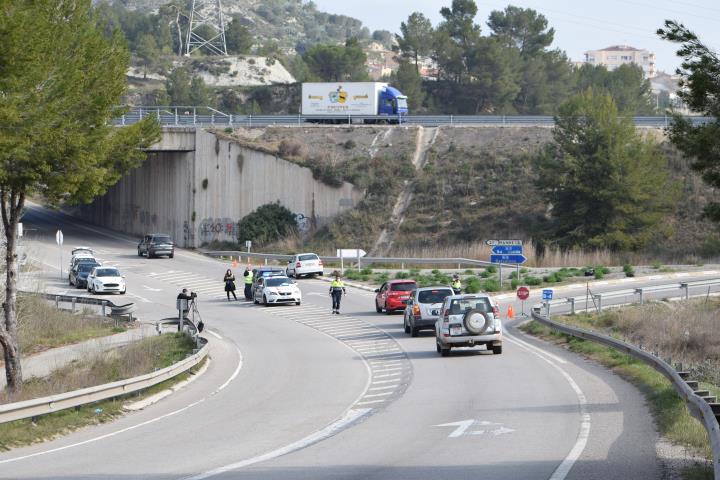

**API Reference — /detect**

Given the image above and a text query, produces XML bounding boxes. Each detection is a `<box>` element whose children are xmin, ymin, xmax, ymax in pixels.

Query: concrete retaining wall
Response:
<box><xmin>75</xmin><ymin>128</ymin><xmax>362</xmax><ymax>248</ymax></box>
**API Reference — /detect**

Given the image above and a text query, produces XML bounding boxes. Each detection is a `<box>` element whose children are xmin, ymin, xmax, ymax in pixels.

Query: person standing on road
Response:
<box><xmin>329</xmin><ymin>271</ymin><xmax>346</xmax><ymax>314</ymax></box>
<box><xmin>224</xmin><ymin>269</ymin><xmax>237</xmax><ymax>301</ymax></box>
<box><xmin>452</xmin><ymin>274</ymin><xmax>462</xmax><ymax>294</ymax></box>
<box><xmin>243</xmin><ymin>265</ymin><xmax>254</xmax><ymax>301</ymax></box>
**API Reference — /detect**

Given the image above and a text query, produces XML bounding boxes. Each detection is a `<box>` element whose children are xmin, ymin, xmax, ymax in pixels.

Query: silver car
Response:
<box><xmin>403</xmin><ymin>286</ymin><xmax>454</xmax><ymax>337</ymax></box>
<box><xmin>435</xmin><ymin>294</ymin><xmax>502</xmax><ymax>356</ymax></box>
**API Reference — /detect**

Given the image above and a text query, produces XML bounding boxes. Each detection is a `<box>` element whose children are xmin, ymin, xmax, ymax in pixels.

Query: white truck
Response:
<box><xmin>300</xmin><ymin>82</ymin><xmax>408</xmax><ymax>124</ymax></box>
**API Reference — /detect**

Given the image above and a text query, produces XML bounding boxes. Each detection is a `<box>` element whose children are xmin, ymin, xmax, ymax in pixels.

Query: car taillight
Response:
<box><xmin>492</xmin><ymin>306</ymin><xmax>499</xmax><ymax>316</ymax></box>
<box><xmin>296</xmin><ymin>262</ymin><xmax>301</xmax><ymax>267</ymax></box>
<box><xmin>412</xmin><ymin>304</ymin><xmax>420</xmax><ymax>316</ymax></box>
<box><xmin>443</xmin><ymin>310</ymin><xmax>449</xmax><ymax>323</ymax></box>
<box><xmin>318</xmin><ymin>260</ymin><xmax>323</xmax><ymax>266</ymax></box>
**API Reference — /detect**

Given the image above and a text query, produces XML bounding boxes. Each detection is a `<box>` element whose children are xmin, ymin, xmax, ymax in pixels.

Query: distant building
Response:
<box><xmin>364</xmin><ymin>44</ymin><xmax>399</xmax><ymax>80</ymax></box>
<box><xmin>584</xmin><ymin>45</ymin><xmax>657</xmax><ymax>78</ymax></box>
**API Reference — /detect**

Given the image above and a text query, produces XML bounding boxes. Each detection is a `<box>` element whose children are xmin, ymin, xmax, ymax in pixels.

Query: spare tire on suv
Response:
<box><xmin>463</xmin><ymin>309</ymin><xmax>491</xmax><ymax>335</ymax></box>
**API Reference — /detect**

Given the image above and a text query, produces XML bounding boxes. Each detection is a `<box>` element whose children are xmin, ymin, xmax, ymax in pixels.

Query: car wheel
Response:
<box><xmin>441</xmin><ymin>348</ymin><xmax>450</xmax><ymax>357</ymax></box>
<box><xmin>492</xmin><ymin>345</ymin><xmax>503</xmax><ymax>355</ymax></box>
<box><xmin>137</xmin><ymin>249</ymin><xmax>142</xmax><ymax>257</ymax></box>
<box><xmin>375</xmin><ymin>302</ymin><xmax>382</xmax><ymax>313</ymax></box>
<box><xmin>253</xmin><ymin>293</ymin><xmax>259</xmax><ymax>305</ymax></box>
<box><xmin>385</xmin><ymin>306</ymin><xmax>393</xmax><ymax>315</ymax></box>
<box><xmin>404</xmin><ymin>317</ymin><xmax>410</xmax><ymax>334</ymax></box>
<box><xmin>120</xmin><ymin>289</ymin><xmax>126</xmax><ymax>295</ymax></box>
<box><xmin>263</xmin><ymin>295</ymin><xmax>269</xmax><ymax>306</ymax></box>
<box><xmin>317</xmin><ymin>271</ymin><xmax>323</xmax><ymax>276</ymax></box>
<box><xmin>169</xmin><ymin>252</ymin><xmax>174</xmax><ymax>259</ymax></box>
<box><xmin>411</xmin><ymin>326</ymin><xmax>418</xmax><ymax>338</ymax></box>
<box><xmin>295</xmin><ymin>301</ymin><xmax>301</xmax><ymax>306</ymax></box>
<box><xmin>286</xmin><ymin>269</ymin><xmax>292</xmax><ymax>278</ymax></box>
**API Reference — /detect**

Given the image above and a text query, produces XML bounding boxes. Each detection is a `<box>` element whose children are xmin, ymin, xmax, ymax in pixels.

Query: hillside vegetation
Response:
<box><xmin>223</xmin><ymin>124</ymin><xmax>720</xmax><ymax>264</ymax></box>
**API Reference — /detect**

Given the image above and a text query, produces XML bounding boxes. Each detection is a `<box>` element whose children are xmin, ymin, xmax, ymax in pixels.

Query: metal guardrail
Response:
<box><xmin>0</xmin><ymin>338</ymin><xmax>208</xmax><ymax>424</ymax></box>
<box><xmin>530</xmin><ymin>280</ymin><xmax>720</xmax><ymax>478</ymax></box>
<box><xmin>112</xmin><ymin>106</ymin><xmax>716</xmax><ymax>129</ymax></box>
<box><xmin>28</xmin><ymin>291</ymin><xmax>137</xmax><ymax>319</ymax></box>
<box><xmin>536</xmin><ymin>279</ymin><xmax>720</xmax><ymax>315</ymax></box>
<box><xmin>205</xmin><ymin>250</ymin><xmax>519</xmax><ymax>269</ymax></box>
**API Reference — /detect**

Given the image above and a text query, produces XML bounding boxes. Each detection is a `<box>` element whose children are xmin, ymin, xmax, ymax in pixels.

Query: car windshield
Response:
<box><xmin>153</xmin><ymin>236</ymin><xmax>171</xmax><ymax>243</ymax></box>
<box><xmin>299</xmin><ymin>254</ymin><xmax>318</xmax><ymax>261</ymax></box>
<box><xmin>449</xmin><ymin>297</ymin><xmax>492</xmax><ymax>315</ymax></box>
<box><xmin>78</xmin><ymin>264</ymin><xmax>95</xmax><ymax>273</ymax></box>
<box><xmin>397</xmin><ymin>98</ymin><xmax>408</xmax><ymax>109</ymax></box>
<box><xmin>418</xmin><ymin>289</ymin><xmax>452</xmax><ymax>304</ymax></box>
<box><xmin>96</xmin><ymin>268</ymin><xmax>120</xmax><ymax>277</ymax></box>
<box><xmin>391</xmin><ymin>282</ymin><xmax>416</xmax><ymax>292</ymax></box>
<box><xmin>266</xmin><ymin>277</ymin><xmax>292</xmax><ymax>287</ymax></box>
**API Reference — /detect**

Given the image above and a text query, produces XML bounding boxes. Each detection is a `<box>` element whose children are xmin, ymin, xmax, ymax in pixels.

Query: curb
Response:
<box><xmin>123</xmin><ymin>350</ymin><xmax>211</xmax><ymax>412</ymax></box>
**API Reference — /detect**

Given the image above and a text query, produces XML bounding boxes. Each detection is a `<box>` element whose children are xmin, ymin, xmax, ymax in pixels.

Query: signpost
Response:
<box><xmin>542</xmin><ymin>289</ymin><xmax>553</xmax><ymax>300</ymax></box>
<box><xmin>516</xmin><ymin>286</ymin><xmax>530</xmax><ymax>316</ymax></box>
<box><xmin>56</xmin><ymin>230</ymin><xmax>64</xmax><ymax>279</ymax></box>
<box><xmin>336</xmin><ymin>249</ymin><xmax>367</xmax><ymax>274</ymax></box>
<box><xmin>487</xmin><ymin>240</ymin><xmax>525</xmax><ymax>288</ymax></box>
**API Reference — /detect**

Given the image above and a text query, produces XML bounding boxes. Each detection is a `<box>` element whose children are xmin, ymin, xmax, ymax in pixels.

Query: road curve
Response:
<box><xmin>0</xmin><ymin>205</ymin><xmax>664</xmax><ymax>479</ymax></box>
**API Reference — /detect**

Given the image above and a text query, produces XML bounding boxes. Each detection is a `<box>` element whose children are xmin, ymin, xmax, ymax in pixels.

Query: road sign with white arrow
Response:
<box><xmin>491</xmin><ymin>245</ymin><xmax>523</xmax><ymax>255</ymax></box>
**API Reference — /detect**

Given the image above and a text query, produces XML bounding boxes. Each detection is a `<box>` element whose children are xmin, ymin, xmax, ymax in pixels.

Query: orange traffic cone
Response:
<box><xmin>231</xmin><ymin>259</ymin><xmax>238</xmax><ymax>268</ymax></box>
<box><xmin>507</xmin><ymin>305</ymin><xmax>515</xmax><ymax>319</ymax></box>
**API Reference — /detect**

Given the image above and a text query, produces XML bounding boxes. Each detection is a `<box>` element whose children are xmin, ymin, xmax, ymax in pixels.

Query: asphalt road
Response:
<box><xmin>0</xmin><ymin>204</ymin><xmax>696</xmax><ymax>479</ymax></box>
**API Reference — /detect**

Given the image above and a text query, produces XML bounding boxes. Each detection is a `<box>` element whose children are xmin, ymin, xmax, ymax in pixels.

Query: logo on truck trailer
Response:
<box><xmin>328</xmin><ymin>86</ymin><xmax>348</xmax><ymax>104</ymax></box>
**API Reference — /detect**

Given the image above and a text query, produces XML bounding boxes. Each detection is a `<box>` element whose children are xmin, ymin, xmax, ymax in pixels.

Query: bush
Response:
<box><xmin>343</xmin><ymin>139</ymin><xmax>356</xmax><ymax>150</ymax></box>
<box><xmin>431</xmin><ymin>269</ymin><xmax>441</xmax><ymax>275</ymax></box>
<box><xmin>594</xmin><ymin>269</ymin><xmax>605</xmax><ymax>280</ymax></box>
<box><xmin>509</xmin><ymin>271</ymin><xmax>518</xmax><ymax>279</ymax></box>
<box><xmin>525</xmin><ymin>276</ymin><xmax>542</xmax><ymax>286</ymax></box>
<box><xmin>486</xmin><ymin>266</ymin><xmax>497</xmax><ymax>274</ymax></box>
<box><xmin>395</xmin><ymin>271</ymin><xmax>410</xmax><ymax>279</ymax></box>
<box><xmin>481</xmin><ymin>279</ymin><xmax>501</xmax><ymax>292</ymax></box>
<box><xmin>480</xmin><ymin>270</ymin><xmax>492</xmax><ymax>278</ymax></box>
<box><xmin>465</xmin><ymin>277</ymin><xmax>482</xmax><ymax>294</ymax></box>
<box><xmin>510</xmin><ymin>279</ymin><xmax>519</xmax><ymax>289</ymax></box>
<box><xmin>464</xmin><ymin>269</ymin><xmax>474</xmax><ymax>275</ymax></box>
<box><xmin>360</xmin><ymin>267</ymin><xmax>373</xmax><ymax>275</ymax></box>
<box><xmin>623</xmin><ymin>264</ymin><xmax>635</xmax><ymax>277</ymax></box>
<box><xmin>237</xmin><ymin>202</ymin><xmax>297</xmax><ymax>247</ymax></box>
<box><xmin>278</xmin><ymin>139</ymin><xmax>304</xmax><ymax>158</ymax></box>
<box><xmin>520</xmin><ymin>268</ymin><xmax>529</xmax><ymax>274</ymax></box>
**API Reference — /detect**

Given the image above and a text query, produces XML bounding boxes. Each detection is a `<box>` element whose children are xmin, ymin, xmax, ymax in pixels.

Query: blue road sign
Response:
<box><xmin>491</xmin><ymin>245</ymin><xmax>523</xmax><ymax>255</ymax></box>
<box><xmin>490</xmin><ymin>254</ymin><xmax>527</xmax><ymax>264</ymax></box>
<box><xmin>542</xmin><ymin>289</ymin><xmax>553</xmax><ymax>300</ymax></box>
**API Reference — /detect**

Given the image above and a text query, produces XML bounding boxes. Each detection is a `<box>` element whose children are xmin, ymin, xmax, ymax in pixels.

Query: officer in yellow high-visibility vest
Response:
<box><xmin>243</xmin><ymin>265</ymin><xmax>254</xmax><ymax>301</ymax></box>
<box><xmin>329</xmin><ymin>271</ymin><xmax>346</xmax><ymax>314</ymax></box>
<box><xmin>451</xmin><ymin>274</ymin><xmax>462</xmax><ymax>294</ymax></box>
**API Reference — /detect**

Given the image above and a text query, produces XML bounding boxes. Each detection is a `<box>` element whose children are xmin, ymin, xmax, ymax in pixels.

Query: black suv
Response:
<box><xmin>138</xmin><ymin>234</ymin><xmax>175</xmax><ymax>258</ymax></box>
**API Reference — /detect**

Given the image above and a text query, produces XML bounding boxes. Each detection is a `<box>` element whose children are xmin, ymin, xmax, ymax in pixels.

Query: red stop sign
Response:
<box><xmin>517</xmin><ymin>286</ymin><xmax>530</xmax><ymax>300</ymax></box>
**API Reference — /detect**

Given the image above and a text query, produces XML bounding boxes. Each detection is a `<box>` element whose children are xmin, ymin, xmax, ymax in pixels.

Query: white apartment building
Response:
<box><xmin>584</xmin><ymin>45</ymin><xmax>657</xmax><ymax>78</ymax></box>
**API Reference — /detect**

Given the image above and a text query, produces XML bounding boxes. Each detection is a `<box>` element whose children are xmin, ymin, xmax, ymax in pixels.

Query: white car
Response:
<box><xmin>435</xmin><ymin>294</ymin><xmax>502</xmax><ymax>356</ymax></box>
<box><xmin>87</xmin><ymin>266</ymin><xmax>126</xmax><ymax>295</ymax></box>
<box><xmin>286</xmin><ymin>253</ymin><xmax>323</xmax><ymax>278</ymax></box>
<box><xmin>254</xmin><ymin>276</ymin><xmax>302</xmax><ymax>306</ymax></box>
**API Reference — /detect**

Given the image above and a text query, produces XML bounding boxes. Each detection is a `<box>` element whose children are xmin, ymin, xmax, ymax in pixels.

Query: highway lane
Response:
<box><xmin>1</xmin><ymin>205</ymin><xmax>667</xmax><ymax>478</ymax></box>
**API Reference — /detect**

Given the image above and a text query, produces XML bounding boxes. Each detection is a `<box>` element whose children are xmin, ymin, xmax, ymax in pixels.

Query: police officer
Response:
<box><xmin>451</xmin><ymin>274</ymin><xmax>462</xmax><ymax>294</ymax></box>
<box><xmin>243</xmin><ymin>265</ymin><xmax>254</xmax><ymax>301</ymax></box>
<box><xmin>329</xmin><ymin>271</ymin><xmax>346</xmax><ymax>314</ymax></box>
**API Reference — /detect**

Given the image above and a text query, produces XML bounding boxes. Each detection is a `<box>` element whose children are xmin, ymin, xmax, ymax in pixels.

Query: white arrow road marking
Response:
<box><xmin>436</xmin><ymin>420</ymin><xmax>515</xmax><ymax>438</ymax></box>
<box><xmin>435</xmin><ymin>419</ymin><xmax>475</xmax><ymax>438</ymax></box>
<box><xmin>142</xmin><ymin>285</ymin><xmax>163</xmax><ymax>292</ymax></box>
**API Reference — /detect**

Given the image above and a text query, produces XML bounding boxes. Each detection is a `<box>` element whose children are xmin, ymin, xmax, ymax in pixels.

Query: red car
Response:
<box><xmin>375</xmin><ymin>279</ymin><xmax>418</xmax><ymax>314</ymax></box>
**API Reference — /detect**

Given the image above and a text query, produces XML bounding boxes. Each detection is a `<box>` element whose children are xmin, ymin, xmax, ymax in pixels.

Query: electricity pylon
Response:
<box><xmin>185</xmin><ymin>0</ymin><xmax>228</xmax><ymax>56</ymax></box>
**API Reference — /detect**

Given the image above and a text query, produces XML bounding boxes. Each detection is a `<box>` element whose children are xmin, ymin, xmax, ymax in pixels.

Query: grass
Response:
<box><xmin>1</xmin><ymin>333</ymin><xmax>196</xmax><ymax>403</ymax></box>
<box><xmin>16</xmin><ymin>294</ymin><xmax>124</xmax><ymax>356</ymax></box>
<box><xmin>0</xmin><ymin>356</ymin><xmax>206</xmax><ymax>452</ymax></box>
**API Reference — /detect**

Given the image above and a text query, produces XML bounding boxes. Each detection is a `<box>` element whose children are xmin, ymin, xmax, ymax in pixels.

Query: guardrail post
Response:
<box><xmin>71</xmin><ymin>297</ymin><xmax>76</xmax><ymax>313</ymax></box>
<box><xmin>502</xmin><ymin>115</ymin><xmax>506</xmax><ymax>125</ymax></box>
<box><xmin>681</xmin><ymin>282</ymin><xmax>689</xmax><ymax>300</ymax></box>
<box><xmin>193</xmin><ymin>108</ymin><xmax>197</xmax><ymax>125</ymax></box>
<box><xmin>567</xmin><ymin>297</ymin><xmax>575</xmax><ymax>315</ymax></box>
<box><xmin>636</xmin><ymin>288</ymin><xmax>644</xmax><ymax>305</ymax></box>
<box><xmin>543</xmin><ymin>301</ymin><xmax>550</xmax><ymax>317</ymax></box>
<box><xmin>211</xmin><ymin>114</ymin><xmax>215</xmax><ymax>125</ymax></box>
<box><xmin>175</xmin><ymin>109</ymin><xmax>179</xmax><ymax>126</ymax></box>
<box><xmin>594</xmin><ymin>294</ymin><xmax>602</xmax><ymax>312</ymax></box>
<box><xmin>264</xmin><ymin>258</ymin><xmax>268</xmax><ymax>266</ymax></box>
<box><xmin>450</xmin><ymin>115</ymin><xmax>454</xmax><ymax>125</ymax></box>
<box><xmin>121</xmin><ymin>114</ymin><xmax>126</xmax><ymax>126</ymax></box>
<box><xmin>298</xmin><ymin>114</ymin><xmax>302</xmax><ymax>124</ymax></box>
<box><xmin>248</xmin><ymin>115</ymin><xmax>252</xmax><ymax>128</ymax></box>
<box><xmin>55</xmin><ymin>296</ymin><xmax>59</xmax><ymax>309</ymax></box>
<box><xmin>101</xmin><ymin>301</ymin><xmax>107</xmax><ymax>317</ymax></box>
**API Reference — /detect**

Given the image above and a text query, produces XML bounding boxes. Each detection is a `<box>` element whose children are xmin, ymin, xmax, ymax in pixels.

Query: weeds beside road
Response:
<box><xmin>521</xmin><ymin>298</ymin><xmax>720</xmax><ymax>478</ymax></box>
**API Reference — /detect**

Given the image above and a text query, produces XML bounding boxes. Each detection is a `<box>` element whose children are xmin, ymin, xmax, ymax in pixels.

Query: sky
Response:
<box><xmin>311</xmin><ymin>0</ymin><xmax>720</xmax><ymax>74</ymax></box>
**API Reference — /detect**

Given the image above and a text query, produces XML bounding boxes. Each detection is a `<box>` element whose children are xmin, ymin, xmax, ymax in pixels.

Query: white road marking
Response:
<box><xmin>505</xmin><ymin>331</ymin><xmax>590</xmax><ymax>480</ymax></box>
<box><xmin>369</xmin><ymin>385</ymin><xmax>396</xmax><ymax>391</ymax></box>
<box><xmin>373</xmin><ymin>372</ymin><xmax>402</xmax><ymax>379</ymax></box>
<box><xmin>356</xmin><ymin>399</ymin><xmax>386</xmax><ymax>405</ymax></box>
<box><xmin>206</xmin><ymin>330</ymin><xmax>222</xmax><ymax>340</ymax></box>
<box><xmin>363</xmin><ymin>391</ymin><xmax>394</xmax><ymax>398</ymax></box>
<box><xmin>372</xmin><ymin>379</ymin><xmax>400</xmax><ymax>385</ymax></box>
<box><xmin>142</xmin><ymin>285</ymin><xmax>163</xmax><ymax>292</ymax></box>
<box><xmin>181</xmin><ymin>408</ymin><xmax>372</xmax><ymax>480</ymax></box>
<box><xmin>505</xmin><ymin>334</ymin><xmax>567</xmax><ymax>364</ymax></box>
<box><xmin>0</xmin><ymin>342</ymin><xmax>243</xmax><ymax>465</ymax></box>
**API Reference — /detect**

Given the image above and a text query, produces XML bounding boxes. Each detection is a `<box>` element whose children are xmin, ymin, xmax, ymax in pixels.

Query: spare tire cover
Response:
<box><xmin>463</xmin><ymin>309</ymin><xmax>491</xmax><ymax>335</ymax></box>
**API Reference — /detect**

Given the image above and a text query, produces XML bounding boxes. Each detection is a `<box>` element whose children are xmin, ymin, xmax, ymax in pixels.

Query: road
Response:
<box><xmin>0</xmin><ymin>204</ymin><xmax>695</xmax><ymax>479</ymax></box>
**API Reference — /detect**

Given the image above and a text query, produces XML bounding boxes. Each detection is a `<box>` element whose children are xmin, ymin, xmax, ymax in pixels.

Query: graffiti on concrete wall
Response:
<box><xmin>199</xmin><ymin>218</ymin><xmax>238</xmax><ymax>244</ymax></box>
<box><xmin>294</xmin><ymin>213</ymin><xmax>310</xmax><ymax>233</ymax></box>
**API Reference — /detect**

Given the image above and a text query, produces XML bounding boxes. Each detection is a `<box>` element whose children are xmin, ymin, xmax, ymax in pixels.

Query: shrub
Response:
<box><xmin>343</xmin><ymin>139</ymin><xmax>356</xmax><ymax>150</ymax></box>
<box><xmin>525</xmin><ymin>276</ymin><xmax>542</xmax><ymax>286</ymax></box>
<box><xmin>360</xmin><ymin>267</ymin><xmax>373</xmax><ymax>275</ymax></box>
<box><xmin>509</xmin><ymin>271</ymin><xmax>518</xmax><ymax>279</ymax></box>
<box><xmin>431</xmin><ymin>269</ymin><xmax>440</xmax><ymax>275</ymax></box>
<box><xmin>278</xmin><ymin>139</ymin><xmax>304</xmax><ymax>158</ymax></box>
<box><xmin>520</xmin><ymin>268</ymin><xmax>529</xmax><ymax>274</ymax></box>
<box><xmin>486</xmin><ymin>266</ymin><xmax>497</xmax><ymax>274</ymax></box>
<box><xmin>395</xmin><ymin>271</ymin><xmax>410</xmax><ymax>279</ymax></box>
<box><xmin>623</xmin><ymin>264</ymin><xmax>635</xmax><ymax>277</ymax></box>
<box><xmin>465</xmin><ymin>277</ymin><xmax>482</xmax><ymax>294</ymax></box>
<box><xmin>480</xmin><ymin>270</ymin><xmax>491</xmax><ymax>278</ymax></box>
<box><xmin>481</xmin><ymin>279</ymin><xmax>501</xmax><ymax>292</ymax></box>
<box><xmin>510</xmin><ymin>279</ymin><xmax>519</xmax><ymax>289</ymax></box>
<box><xmin>594</xmin><ymin>269</ymin><xmax>605</xmax><ymax>280</ymax></box>
<box><xmin>464</xmin><ymin>269</ymin><xmax>474</xmax><ymax>275</ymax></box>
<box><xmin>237</xmin><ymin>202</ymin><xmax>297</xmax><ymax>247</ymax></box>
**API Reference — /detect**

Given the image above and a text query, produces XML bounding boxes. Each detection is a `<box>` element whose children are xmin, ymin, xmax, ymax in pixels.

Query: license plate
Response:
<box><xmin>451</xmin><ymin>326</ymin><xmax>462</xmax><ymax>335</ymax></box>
